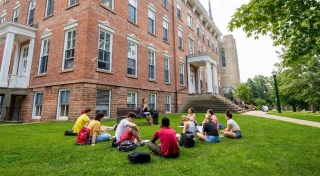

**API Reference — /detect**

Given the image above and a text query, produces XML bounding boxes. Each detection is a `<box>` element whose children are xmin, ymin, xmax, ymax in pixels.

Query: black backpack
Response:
<box><xmin>128</xmin><ymin>151</ymin><xmax>151</xmax><ymax>164</ymax></box>
<box><xmin>118</xmin><ymin>140</ymin><xmax>136</xmax><ymax>152</ymax></box>
<box><xmin>179</xmin><ymin>133</ymin><xmax>195</xmax><ymax>148</ymax></box>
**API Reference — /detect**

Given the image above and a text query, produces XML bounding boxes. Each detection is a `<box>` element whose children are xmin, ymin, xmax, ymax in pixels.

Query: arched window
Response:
<box><xmin>221</xmin><ymin>49</ymin><xmax>226</xmax><ymax>67</ymax></box>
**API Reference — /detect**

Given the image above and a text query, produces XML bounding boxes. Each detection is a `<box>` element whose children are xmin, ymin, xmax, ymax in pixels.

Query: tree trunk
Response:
<box><xmin>311</xmin><ymin>104</ymin><xmax>315</xmax><ymax>113</ymax></box>
<box><xmin>292</xmin><ymin>104</ymin><xmax>296</xmax><ymax>112</ymax></box>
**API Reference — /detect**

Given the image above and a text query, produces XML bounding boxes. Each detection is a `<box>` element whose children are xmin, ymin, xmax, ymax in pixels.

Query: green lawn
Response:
<box><xmin>267</xmin><ymin>111</ymin><xmax>320</xmax><ymax>122</ymax></box>
<box><xmin>1</xmin><ymin>113</ymin><xmax>320</xmax><ymax>176</ymax></box>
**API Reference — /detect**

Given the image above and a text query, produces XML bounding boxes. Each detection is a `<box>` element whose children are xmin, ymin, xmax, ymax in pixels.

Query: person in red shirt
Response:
<box><xmin>148</xmin><ymin>117</ymin><xmax>180</xmax><ymax>158</ymax></box>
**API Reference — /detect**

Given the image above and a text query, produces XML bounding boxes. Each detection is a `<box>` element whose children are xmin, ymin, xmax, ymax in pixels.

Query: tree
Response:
<box><xmin>235</xmin><ymin>83</ymin><xmax>251</xmax><ymax>102</ymax></box>
<box><xmin>228</xmin><ymin>0</ymin><xmax>320</xmax><ymax>65</ymax></box>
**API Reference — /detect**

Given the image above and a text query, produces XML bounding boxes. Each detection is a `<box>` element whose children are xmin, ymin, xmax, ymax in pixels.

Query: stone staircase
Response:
<box><xmin>178</xmin><ymin>94</ymin><xmax>244</xmax><ymax>113</ymax></box>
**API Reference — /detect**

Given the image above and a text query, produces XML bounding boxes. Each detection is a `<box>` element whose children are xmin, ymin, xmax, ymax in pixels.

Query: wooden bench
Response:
<box><xmin>116</xmin><ymin>107</ymin><xmax>159</xmax><ymax>125</ymax></box>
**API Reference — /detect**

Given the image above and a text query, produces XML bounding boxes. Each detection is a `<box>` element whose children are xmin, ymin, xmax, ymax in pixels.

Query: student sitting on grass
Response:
<box><xmin>221</xmin><ymin>111</ymin><xmax>242</xmax><ymax>139</ymax></box>
<box><xmin>148</xmin><ymin>117</ymin><xmax>180</xmax><ymax>158</ymax></box>
<box><xmin>187</xmin><ymin>108</ymin><xmax>197</xmax><ymax>126</ymax></box>
<box><xmin>115</xmin><ymin>112</ymin><xmax>145</xmax><ymax>146</ymax></box>
<box><xmin>72</xmin><ymin>108</ymin><xmax>91</xmax><ymax>133</ymax></box>
<box><xmin>176</xmin><ymin>115</ymin><xmax>196</xmax><ymax>141</ymax></box>
<box><xmin>202</xmin><ymin>109</ymin><xmax>219</xmax><ymax>130</ymax></box>
<box><xmin>88</xmin><ymin>112</ymin><xmax>111</xmax><ymax>146</ymax></box>
<box><xmin>196</xmin><ymin>114</ymin><xmax>220</xmax><ymax>143</ymax></box>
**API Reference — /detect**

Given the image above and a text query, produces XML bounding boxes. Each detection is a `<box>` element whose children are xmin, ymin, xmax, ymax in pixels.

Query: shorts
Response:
<box><xmin>234</xmin><ymin>131</ymin><xmax>242</xmax><ymax>138</ymax></box>
<box><xmin>116</xmin><ymin>129</ymin><xmax>135</xmax><ymax>146</ymax></box>
<box><xmin>205</xmin><ymin>135</ymin><xmax>220</xmax><ymax>143</ymax></box>
<box><xmin>140</xmin><ymin>112</ymin><xmax>150</xmax><ymax>117</ymax></box>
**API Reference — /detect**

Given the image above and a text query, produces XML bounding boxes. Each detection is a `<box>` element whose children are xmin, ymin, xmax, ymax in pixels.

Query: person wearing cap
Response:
<box><xmin>81</xmin><ymin>109</ymin><xmax>85</xmax><ymax>114</ymax></box>
<box><xmin>72</xmin><ymin>108</ymin><xmax>91</xmax><ymax>133</ymax></box>
<box><xmin>148</xmin><ymin>117</ymin><xmax>180</xmax><ymax>158</ymax></box>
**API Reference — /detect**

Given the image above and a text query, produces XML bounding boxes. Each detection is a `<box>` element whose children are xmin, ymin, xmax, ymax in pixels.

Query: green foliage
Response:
<box><xmin>227</xmin><ymin>89</ymin><xmax>234</xmax><ymax>101</ymax></box>
<box><xmin>235</xmin><ymin>83</ymin><xmax>251</xmax><ymax>101</ymax></box>
<box><xmin>254</xmin><ymin>98</ymin><xmax>267</xmax><ymax>110</ymax></box>
<box><xmin>228</xmin><ymin>0</ymin><xmax>320</xmax><ymax>65</ymax></box>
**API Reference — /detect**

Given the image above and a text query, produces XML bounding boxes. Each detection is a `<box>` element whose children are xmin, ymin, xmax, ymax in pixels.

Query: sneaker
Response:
<box><xmin>143</xmin><ymin>140</ymin><xmax>150</xmax><ymax>143</ymax></box>
<box><xmin>139</xmin><ymin>141</ymin><xmax>146</xmax><ymax>146</ymax></box>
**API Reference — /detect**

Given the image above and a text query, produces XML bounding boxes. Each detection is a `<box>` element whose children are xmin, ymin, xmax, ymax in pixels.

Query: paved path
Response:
<box><xmin>243</xmin><ymin>111</ymin><xmax>320</xmax><ymax>128</ymax></box>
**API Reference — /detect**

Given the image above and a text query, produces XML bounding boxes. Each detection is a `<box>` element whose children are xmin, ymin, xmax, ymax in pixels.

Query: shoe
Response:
<box><xmin>139</xmin><ymin>141</ymin><xmax>146</xmax><ymax>146</ymax></box>
<box><xmin>112</xmin><ymin>124</ymin><xmax>118</xmax><ymax>130</ymax></box>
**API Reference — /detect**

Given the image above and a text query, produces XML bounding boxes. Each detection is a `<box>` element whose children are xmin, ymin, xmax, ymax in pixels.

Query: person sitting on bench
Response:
<box><xmin>140</xmin><ymin>98</ymin><xmax>153</xmax><ymax>125</ymax></box>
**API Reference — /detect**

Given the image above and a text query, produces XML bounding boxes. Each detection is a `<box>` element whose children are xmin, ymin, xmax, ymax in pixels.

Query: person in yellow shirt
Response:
<box><xmin>72</xmin><ymin>108</ymin><xmax>91</xmax><ymax>133</ymax></box>
<box><xmin>88</xmin><ymin>112</ymin><xmax>111</xmax><ymax>146</ymax></box>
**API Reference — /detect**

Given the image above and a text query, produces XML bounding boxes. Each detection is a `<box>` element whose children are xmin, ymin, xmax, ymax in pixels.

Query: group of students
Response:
<box><xmin>71</xmin><ymin>107</ymin><xmax>242</xmax><ymax>158</ymax></box>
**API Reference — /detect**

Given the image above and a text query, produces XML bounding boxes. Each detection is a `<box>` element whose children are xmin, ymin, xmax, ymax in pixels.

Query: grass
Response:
<box><xmin>0</xmin><ymin>113</ymin><xmax>320</xmax><ymax>176</ymax></box>
<box><xmin>267</xmin><ymin>111</ymin><xmax>320</xmax><ymax>122</ymax></box>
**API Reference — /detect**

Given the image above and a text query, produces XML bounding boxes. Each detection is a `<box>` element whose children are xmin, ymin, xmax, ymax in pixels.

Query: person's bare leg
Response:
<box><xmin>129</xmin><ymin>128</ymin><xmax>143</xmax><ymax>142</ymax></box>
<box><xmin>223</xmin><ymin>131</ymin><xmax>236</xmax><ymax>139</ymax></box>
<box><xmin>196</xmin><ymin>133</ymin><xmax>206</xmax><ymax>141</ymax></box>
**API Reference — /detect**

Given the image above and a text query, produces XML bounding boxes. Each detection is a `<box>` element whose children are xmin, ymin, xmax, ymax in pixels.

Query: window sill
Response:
<box><xmin>127</xmin><ymin>74</ymin><xmax>138</xmax><ymax>79</ymax></box>
<box><xmin>96</xmin><ymin>68</ymin><xmax>114</xmax><ymax>75</ymax></box>
<box><xmin>66</xmin><ymin>2</ymin><xmax>80</xmax><ymax>10</ymax></box>
<box><xmin>180</xmin><ymin>84</ymin><xmax>186</xmax><ymax>87</ymax></box>
<box><xmin>148</xmin><ymin>32</ymin><xmax>156</xmax><ymax>37</ymax></box>
<box><xmin>164</xmin><ymin>82</ymin><xmax>171</xmax><ymax>85</ymax></box>
<box><xmin>188</xmin><ymin>26</ymin><xmax>193</xmax><ymax>31</ymax></box>
<box><xmin>178</xmin><ymin>17</ymin><xmax>183</xmax><ymax>22</ymax></box>
<box><xmin>100</xmin><ymin>4</ymin><xmax>116</xmax><ymax>14</ymax></box>
<box><xmin>163</xmin><ymin>5</ymin><xmax>169</xmax><ymax>11</ymax></box>
<box><xmin>178</xmin><ymin>47</ymin><xmax>184</xmax><ymax>52</ymax></box>
<box><xmin>163</xmin><ymin>40</ymin><xmax>170</xmax><ymax>45</ymax></box>
<box><xmin>35</xmin><ymin>73</ymin><xmax>47</xmax><ymax>78</ymax></box>
<box><xmin>3</xmin><ymin>1</ymin><xmax>9</xmax><ymax>5</ymax></box>
<box><xmin>43</xmin><ymin>14</ymin><xmax>54</xmax><ymax>21</ymax></box>
<box><xmin>59</xmin><ymin>68</ymin><xmax>74</xmax><ymax>74</ymax></box>
<box><xmin>127</xmin><ymin>19</ymin><xmax>139</xmax><ymax>27</ymax></box>
<box><xmin>148</xmin><ymin>79</ymin><xmax>157</xmax><ymax>83</ymax></box>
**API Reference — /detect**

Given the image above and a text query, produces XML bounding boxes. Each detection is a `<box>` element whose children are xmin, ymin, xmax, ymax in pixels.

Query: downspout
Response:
<box><xmin>172</xmin><ymin>0</ymin><xmax>178</xmax><ymax>112</ymax></box>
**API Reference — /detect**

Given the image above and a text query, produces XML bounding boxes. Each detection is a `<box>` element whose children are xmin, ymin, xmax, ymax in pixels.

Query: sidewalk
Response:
<box><xmin>243</xmin><ymin>111</ymin><xmax>320</xmax><ymax>128</ymax></box>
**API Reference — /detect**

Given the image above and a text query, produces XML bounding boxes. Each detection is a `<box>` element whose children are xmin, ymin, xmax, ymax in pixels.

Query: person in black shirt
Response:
<box><xmin>140</xmin><ymin>98</ymin><xmax>153</xmax><ymax>125</ymax></box>
<box><xmin>196</xmin><ymin>115</ymin><xmax>220</xmax><ymax>143</ymax></box>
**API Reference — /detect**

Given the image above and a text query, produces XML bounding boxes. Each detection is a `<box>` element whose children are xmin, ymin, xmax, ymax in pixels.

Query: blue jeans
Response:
<box><xmin>234</xmin><ymin>131</ymin><xmax>242</xmax><ymax>138</ymax></box>
<box><xmin>96</xmin><ymin>132</ymin><xmax>111</xmax><ymax>142</ymax></box>
<box><xmin>205</xmin><ymin>135</ymin><xmax>220</xmax><ymax>143</ymax></box>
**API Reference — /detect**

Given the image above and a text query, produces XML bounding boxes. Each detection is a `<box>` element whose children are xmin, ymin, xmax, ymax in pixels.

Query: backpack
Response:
<box><xmin>179</xmin><ymin>133</ymin><xmax>195</xmax><ymax>148</ymax></box>
<box><xmin>75</xmin><ymin>127</ymin><xmax>90</xmax><ymax>145</ymax></box>
<box><xmin>128</xmin><ymin>151</ymin><xmax>151</xmax><ymax>164</ymax></box>
<box><xmin>219</xmin><ymin>123</ymin><xmax>226</xmax><ymax>129</ymax></box>
<box><xmin>118</xmin><ymin>140</ymin><xmax>136</xmax><ymax>152</ymax></box>
<box><xmin>64</xmin><ymin>130</ymin><xmax>77</xmax><ymax>136</ymax></box>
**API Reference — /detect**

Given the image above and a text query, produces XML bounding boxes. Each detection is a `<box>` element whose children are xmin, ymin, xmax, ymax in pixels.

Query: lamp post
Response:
<box><xmin>272</xmin><ymin>70</ymin><xmax>281</xmax><ymax>113</ymax></box>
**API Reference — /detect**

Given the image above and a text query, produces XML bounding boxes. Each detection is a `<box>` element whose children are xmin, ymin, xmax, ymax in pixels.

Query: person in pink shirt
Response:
<box><xmin>202</xmin><ymin>109</ymin><xmax>219</xmax><ymax>130</ymax></box>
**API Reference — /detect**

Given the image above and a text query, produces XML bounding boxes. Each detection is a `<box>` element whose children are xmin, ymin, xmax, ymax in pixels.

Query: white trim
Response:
<box><xmin>147</xmin><ymin>43</ymin><xmax>157</xmax><ymax>52</ymax></box>
<box><xmin>127</xmin><ymin>34</ymin><xmax>139</xmax><ymax>44</ymax></box>
<box><xmin>96</xmin><ymin>89</ymin><xmax>112</xmax><ymax>118</ymax></box>
<box><xmin>40</xmin><ymin>28</ymin><xmax>52</xmax><ymax>39</ymax></box>
<box><xmin>13</xmin><ymin>2</ymin><xmax>22</xmax><ymax>10</ymax></box>
<box><xmin>1</xmin><ymin>10</ymin><xmax>7</xmax><ymax>18</ymax></box>
<box><xmin>127</xmin><ymin>91</ymin><xmax>138</xmax><ymax>107</ymax></box>
<box><xmin>187</xmin><ymin>10</ymin><xmax>193</xmax><ymax>17</ymax></box>
<box><xmin>38</xmin><ymin>37</ymin><xmax>50</xmax><ymax>74</ymax></box>
<box><xmin>179</xmin><ymin>57</ymin><xmax>185</xmax><ymax>63</ymax></box>
<box><xmin>62</xmin><ymin>28</ymin><xmax>76</xmax><ymax>70</ymax></box>
<box><xmin>148</xmin><ymin>3</ymin><xmax>157</xmax><ymax>12</ymax></box>
<box><xmin>98</xmin><ymin>20</ymin><xmax>116</xmax><ymax>33</ymax></box>
<box><xmin>188</xmin><ymin>34</ymin><xmax>194</xmax><ymax>40</ymax></box>
<box><xmin>32</xmin><ymin>92</ymin><xmax>43</xmax><ymax>119</ymax></box>
<box><xmin>149</xmin><ymin>93</ymin><xmax>157</xmax><ymax>110</ymax></box>
<box><xmin>148</xmin><ymin>50</ymin><xmax>156</xmax><ymax>80</ymax></box>
<box><xmin>27</xmin><ymin>0</ymin><xmax>36</xmax><ymax>25</ymax></box>
<box><xmin>162</xmin><ymin>15</ymin><xmax>169</xmax><ymax>23</ymax></box>
<box><xmin>164</xmin><ymin>56</ymin><xmax>170</xmax><ymax>83</ymax></box>
<box><xmin>163</xmin><ymin>50</ymin><xmax>171</xmax><ymax>58</ymax></box>
<box><xmin>177</xmin><ymin>0</ymin><xmax>182</xmax><ymax>5</ymax></box>
<box><xmin>56</xmin><ymin>89</ymin><xmax>70</xmax><ymax>120</ymax></box>
<box><xmin>165</xmin><ymin>94</ymin><xmax>171</xmax><ymax>113</ymax></box>
<box><xmin>178</xmin><ymin>25</ymin><xmax>183</xmax><ymax>32</ymax></box>
<box><xmin>98</xmin><ymin>28</ymin><xmax>114</xmax><ymax>72</ymax></box>
<box><xmin>63</xmin><ymin>19</ymin><xmax>79</xmax><ymax>31</ymax></box>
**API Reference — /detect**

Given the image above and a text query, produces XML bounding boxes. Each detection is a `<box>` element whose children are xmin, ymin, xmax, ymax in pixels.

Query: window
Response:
<box><xmin>101</xmin><ymin>0</ymin><xmax>113</xmax><ymax>10</ymax></box>
<box><xmin>149</xmin><ymin>94</ymin><xmax>156</xmax><ymax>110</ymax></box>
<box><xmin>58</xmin><ymin>90</ymin><xmax>70</xmax><ymax>118</ymax></box>
<box><xmin>178</xmin><ymin>29</ymin><xmax>183</xmax><ymax>49</ymax></box>
<box><xmin>177</xmin><ymin>3</ymin><xmax>181</xmax><ymax>19</ymax></box>
<box><xmin>207</xmin><ymin>37</ymin><xmax>210</xmax><ymax>47</ymax></box>
<box><xmin>68</xmin><ymin>0</ymin><xmax>79</xmax><ymax>6</ymax></box>
<box><xmin>13</xmin><ymin>8</ymin><xmax>19</xmax><ymax>22</ymax></box>
<box><xmin>187</xmin><ymin>15</ymin><xmax>192</xmax><ymax>28</ymax></box>
<box><xmin>63</xmin><ymin>29</ymin><xmax>76</xmax><ymax>70</ymax></box>
<box><xmin>189</xmin><ymin>38</ymin><xmax>194</xmax><ymax>54</ymax></box>
<box><xmin>221</xmin><ymin>49</ymin><xmax>226</xmax><ymax>67</ymax></box>
<box><xmin>128</xmin><ymin>0</ymin><xmax>137</xmax><ymax>23</ymax></box>
<box><xmin>38</xmin><ymin>38</ymin><xmax>50</xmax><ymax>74</ymax></box>
<box><xmin>127</xmin><ymin>42</ymin><xmax>137</xmax><ymax>76</ymax></box>
<box><xmin>162</xmin><ymin>0</ymin><xmax>168</xmax><ymax>8</ymax></box>
<box><xmin>202</xmin><ymin>31</ymin><xmax>204</xmax><ymax>42</ymax></box>
<box><xmin>98</xmin><ymin>30</ymin><xmax>112</xmax><ymax>71</ymax></box>
<box><xmin>148</xmin><ymin>9</ymin><xmax>155</xmax><ymax>34</ymax></box>
<box><xmin>163</xmin><ymin>20</ymin><xmax>169</xmax><ymax>42</ymax></box>
<box><xmin>27</xmin><ymin>0</ymin><xmax>36</xmax><ymax>25</ymax></box>
<box><xmin>198</xmin><ymin>44</ymin><xmax>201</xmax><ymax>53</ymax></box>
<box><xmin>165</xmin><ymin>95</ymin><xmax>171</xmax><ymax>113</ymax></box>
<box><xmin>148</xmin><ymin>51</ymin><xmax>156</xmax><ymax>80</ymax></box>
<box><xmin>164</xmin><ymin>57</ymin><xmax>170</xmax><ymax>83</ymax></box>
<box><xmin>96</xmin><ymin>89</ymin><xmax>111</xmax><ymax>117</ymax></box>
<box><xmin>33</xmin><ymin>92</ymin><xmax>43</xmax><ymax>118</ymax></box>
<box><xmin>180</xmin><ymin>63</ymin><xmax>184</xmax><ymax>85</ymax></box>
<box><xmin>45</xmin><ymin>0</ymin><xmax>54</xmax><ymax>17</ymax></box>
<box><xmin>197</xmin><ymin>23</ymin><xmax>200</xmax><ymax>36</ymax></box>
<box><xmin>0</xmin><ymin>16</ymin><xmax>5</xmax><ymax>24</ymax></box>
<box><xmin>212</xmin><ymin>40</ymin><xmax>214</xmax><ymax>50</ymax></box>
<box><xmin>127</xmin><ymin>92</ymin><xmax>137</xmax><ymax>108</ymax></box>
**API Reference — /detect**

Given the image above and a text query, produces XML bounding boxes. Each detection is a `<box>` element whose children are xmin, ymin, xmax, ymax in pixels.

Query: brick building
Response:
<box><xmin>0</xmin><ymin>0</ymin><xmax>229</xmax><ymax>122</ymax></box>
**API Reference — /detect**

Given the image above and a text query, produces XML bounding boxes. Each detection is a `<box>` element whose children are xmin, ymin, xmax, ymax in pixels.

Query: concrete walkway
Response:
<box><xmin>243</xmin><ymin>111</ymin><xmax>320</xmax><ymax>128</ymax></box>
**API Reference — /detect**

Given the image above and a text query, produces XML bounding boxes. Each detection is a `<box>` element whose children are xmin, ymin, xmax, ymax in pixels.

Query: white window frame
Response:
<box><xmin>127</xmin><ymin>41</ymin><xmax>138</xmax><ymax>76</ymax></box>
<box><xmin>101</xmin><ymin>0</ymin><xmax>114</xmax><ymax>10</ymax></box>
<box><xmin>57</xmin><ymin>89</ymin><xmax>70</xmax><ymax>120</ymax></box>
<box><xmin>45</xmin><ymin>0</ymin><xmax>54</xmax><ymax>17</ymax></box>
<box><xmin>149</xmin><ymin>93</ymin><xmax>157</xmax><ymax>110</ymax></box>
<box><xmin>13</xmin><ymin>8</ymin><xmax>19</xmax><ymax>22</ymax></box>
<box><xmin>98</xmin><ymin>29</ymin><xmax>113</xmax><ymax>71</ymax></box>
<box><xmin>32</xmin><ymin>92</ymin><xmax>43</xmax><ymax>119</ymax></box>
<box><xmin>96</xmin><ymin>89</ymin><xmax>111</xmax><ymax>118</ymax></box>
<box><xmin>0</xmin><ymin>16</ymin><xmax>5</xmax><ymax>23</ymax></box>
<box><xmin>128</xmin><ymin>0</ymin><xmax>138</xmax><ymax>24</ymax></box>
<box><xmin>177</xmin><ymin>2</ymin><xmax>182</xmax><ymax>19</ymax></box>
<box><xmin>68</xmin><ymin>0</ymin><xmax>79</xmax><ymax>7</ymax></box>
<box><xmin>198</xmin><ymin>43</ymin><xmax>201</xmax><ymax>53</ymax></box>
<box><xmin>197</xmin><ymin>23</ymin><xmax>200</xmax><ymax>36</ymax></box>
<box><xmin>163</xmin><ymin>20</ymin><xmax>169</xmax><ymax>42</ymax></box>
<box><xmin>27</xmin><ymin>0</ymin><xmax>36</xmax><ymax>25</ymax></box>
<box><xmin>164</xmin><ymin>57</ymin><xmax>170</xmax><ymax>83</ymax></box>
<box><xmin>187</xmin><ymin>14</ymin><xmax>192</xmax><ymax>28</ymax></box>
<box><xmin>189</xmin><ymin>37</ymin><xmax>194</xmax><ymax>54</ymax></box>
<box><xmin>38</xmin><ymin>37</ymin><xmax>50</xmax><ymax>74</ymax></box>
<box><xmin>148</xmin><ymin>50</ymin><xmax>156</xmax><ymax>80</ymax></box>
<box><xmin>165</xmin><ymin>95</ymin><xmax>171</xmax><ymax>113</ymax></box>
<box><xmin>180</xmin><ymin>63</ymin><xmax>184</xmax><ymax>85</ymax></box>
<box><xmin>162</xmin><ymin>0</ymin><xmax>168</xmax><ymax>8</ymax></box>
<box><xmin>148</xmin><ymin>8</ymin><xmax>155</xmax><ymax>34</ymax></box>
<box><xmin>127</xmin><ymin>92</ymin><xmax>137</xmax><ymax>108</ymax></box>
<box><xmin>178</xmin><ymin>29</ymin><xmax>183</xmax><ymax>49</ymax></box>
<box><xmin>207</xmin><ymin>36</ymin><xmax>210</xmax><ymax>47</ymax></box>
<box><xmin>62</xmin><ymin>28</ymin><xmax>76</xmax><ymax>70</ymax></box>
<box><xmin>202</xmin><ymin>30</ymin><xmax>205</xmax><ymax>42</ymax></box>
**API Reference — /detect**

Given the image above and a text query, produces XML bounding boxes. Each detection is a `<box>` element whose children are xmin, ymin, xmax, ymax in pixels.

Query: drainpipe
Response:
<box><xmin>172</xmin><ymin>0</ymin><xmax>178</xmax><ymax>112</ymax></box>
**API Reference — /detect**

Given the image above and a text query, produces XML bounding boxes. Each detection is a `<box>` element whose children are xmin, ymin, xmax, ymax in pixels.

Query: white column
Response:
<box><xmin>0</xmin><ymin>33</ymin><xmax>15</xmax><ymax>87</ymax></box>
<box><xmin>24</xmin><ymin>38</ymin><xmax>35</xmax><ymax>88</ymax></box>
<box><xmin>187</xmin><ymin>63</ymin><xmax>191</xmax><ymax>93</ymax></box>
<box><xmin>212</xmin><ymin>64</ymin><xmax>218</xmax><ymax>93</ymax></box>
<box><xmin>12</xmin><ymin>42</ymin><xmax>20</xmax><ymax>75</ymax></box>
<box><xmin>206</xmin><ymin>61</ymin><xmax>213</xmax><ymax>93</ymax></box>
<box><xmin>198</xmin><ymin>69</ymin><xmax>201</xmax><ymax>93</ymax></box>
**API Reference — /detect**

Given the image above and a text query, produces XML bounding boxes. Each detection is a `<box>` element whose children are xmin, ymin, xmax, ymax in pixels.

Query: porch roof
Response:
<box><xmin>187</xmin><ymin>52</ymin><xmax>219</xmax><ymax>67</ymax></box>
<box><xmin>0</xmin><ymin>21</ymin><xmax>37</xmax><ymax>42</ymax></box>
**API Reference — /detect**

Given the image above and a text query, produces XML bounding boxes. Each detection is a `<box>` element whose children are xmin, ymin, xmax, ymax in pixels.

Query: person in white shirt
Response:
<box><xmin>221</xmin><ymin>111</ymin><xmax>242</xmax><ymax>139</ymax></box>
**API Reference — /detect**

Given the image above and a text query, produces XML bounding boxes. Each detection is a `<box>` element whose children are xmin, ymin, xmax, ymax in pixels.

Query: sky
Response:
<box><xmin>200</xmin><ymin>0</ymin><xmax>281</xmax><ymax>82</ymax></box>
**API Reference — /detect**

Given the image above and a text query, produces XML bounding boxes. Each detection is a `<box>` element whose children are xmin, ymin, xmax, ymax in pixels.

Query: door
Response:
<box><xmin>16</xmin><ymin>45</ymin><xmax>29</xmax><ymax>87</ymax></box>
<box><xmin>12</xmin><ymin>96</ymin><xmax>22</xmax><ymax>121</ymax></box>
<box><xmin>190</xmin><ymin>71</ymin><xmax>196</xmax><ymax>93</ymax></box>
